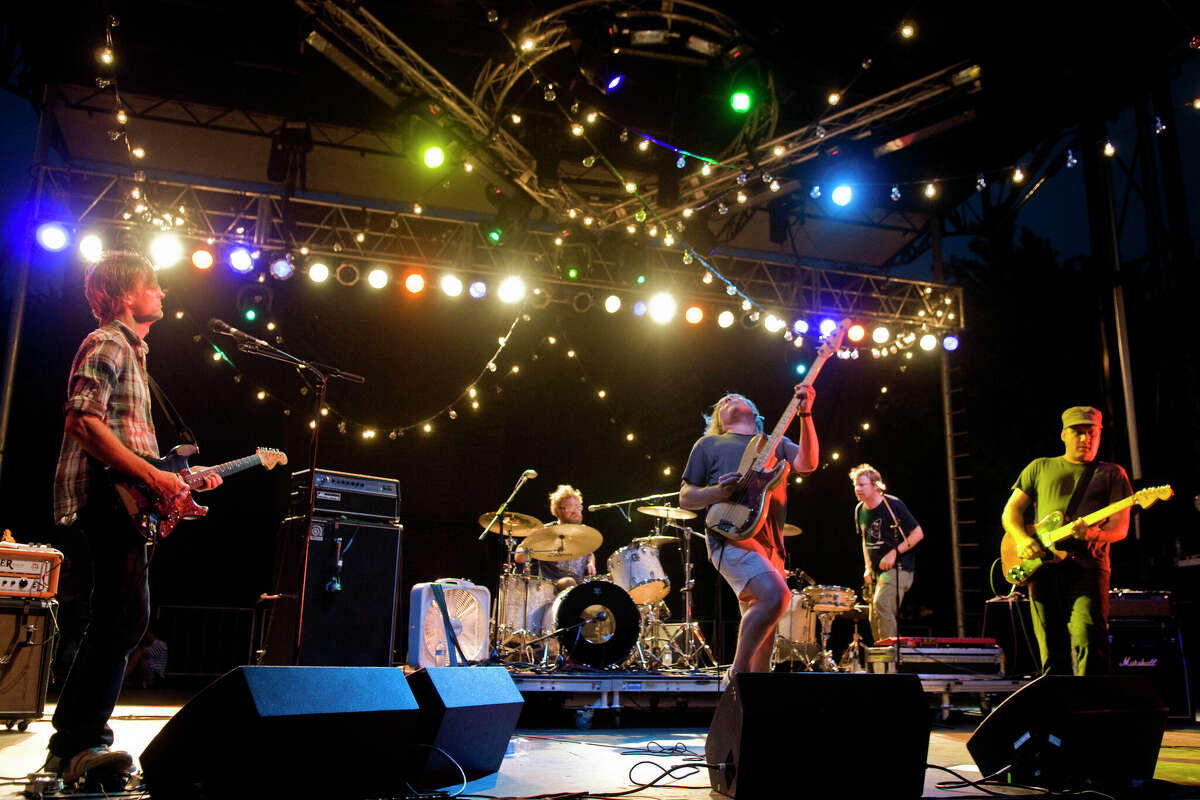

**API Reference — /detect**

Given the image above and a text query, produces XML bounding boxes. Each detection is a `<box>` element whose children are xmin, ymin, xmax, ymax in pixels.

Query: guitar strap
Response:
<box><xmin>880</xmin><ymin>495</ymin><xmax>912</xmax><ymax>550</ymax></box>
<box><xmin>147</xmin><ymin>374</ymin><xmax>198</xmax><ymax>446</ymax></box>
<box><xmin>1065</xmin><ymin>461</ymin><xmax>1100</xmax><ymax>521</ymax></box>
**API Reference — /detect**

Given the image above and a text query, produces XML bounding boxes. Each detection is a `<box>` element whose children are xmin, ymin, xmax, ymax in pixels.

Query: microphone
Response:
<box><xmin>586</xmin><ymin>504</ymin><xmax>599</xmax><ymax>512</ymax></box>
<box><xmin>208</xmin><ymin>318</ymin><xmax>270</xmax><ymax>348</ymax></box>
<box><xmin>522</xmin><ymin>469</ymin><xmax>538</xmax><ymax>480</ymax></box>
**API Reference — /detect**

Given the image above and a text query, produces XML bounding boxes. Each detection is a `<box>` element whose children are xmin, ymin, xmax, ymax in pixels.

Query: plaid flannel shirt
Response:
<box><xmin>52</xmin><ymin>319</ymin><xmax>159</xmax><ymax>524</ymax></box>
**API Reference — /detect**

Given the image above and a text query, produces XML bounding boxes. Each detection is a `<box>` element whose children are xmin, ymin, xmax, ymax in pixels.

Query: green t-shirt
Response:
<box><xmin>1013</xmin><ymin>456</ymin><xmax>1132</xmax><ymax>566</ymax></box>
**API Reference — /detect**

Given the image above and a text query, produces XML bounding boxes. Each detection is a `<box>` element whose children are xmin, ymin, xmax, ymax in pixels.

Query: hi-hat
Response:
<box><xmin>478</xmin><ymin>510</ymin><xmax>543</xmax><ymax>536</ymax></box>
<box><xmin>783</xmin><ymin>523</ymin><xmax>803</xmax><ymax>537</ymax></box>
<box><xmin>522</xmin><ymin>523</ymin><xmax>603</xmax><ymax>561</ymax></box>
<box><xmin>632</xmin><ymin>535</ymin><xmax>680</xmax><ymax>548</ymax></box>
<box><xmin>636</xmin><ymin>505</ymin><xmax>697</xmax><ymax>520</ymax></box>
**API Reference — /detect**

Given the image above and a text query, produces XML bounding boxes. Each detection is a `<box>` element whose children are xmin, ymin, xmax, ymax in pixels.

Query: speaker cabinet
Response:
<box><xmin>406</xmin><ymin>667</ymin><xmax>524</xmax><ymax>789</ymax></box>
<box><xmin>141</xmin><ymin>666</ymin><xmax>420</xmax><ymax>799</ymax></box>
<box><xmin>265</xmin><ymin>517</ymin><xmax>402</xmax><ymax>666</ymax></box>
<box><xmin>1110</xmin><ymin>618</ymin><xmax>1192</xmax><ymax>718</ymax></box>
<box><xmin>0</xmin><ymin>598</ymin><xmax>54</xmax><ymax>726</ymax></box>
<box><xmin>967</xmin><ymin>675</ymin><xmax>1167</xmax><ymax>791</ymax></box>
<box><xmin>706</xmin><ymin>673</ymin><xmax>930</xmax><ymax>798</ymax></box>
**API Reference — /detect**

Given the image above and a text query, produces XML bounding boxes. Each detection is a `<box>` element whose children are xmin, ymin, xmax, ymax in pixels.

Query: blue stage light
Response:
<box><xmin>36</xmin><ymin>222</ymin><xmax>70</xmax><ymax>252</ymax></box>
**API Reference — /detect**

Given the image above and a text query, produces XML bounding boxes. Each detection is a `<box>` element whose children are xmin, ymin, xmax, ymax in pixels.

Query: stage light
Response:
<box><xmin>924</xmin><ymin>182</ymin><xmax>937</xmax><ymax>198</ymax></box>
<box><xmin>831</xmin><ymin>185</ymin><xmax>853</xmax><ymax>206</ymax></box>
<box><xmin>607</xmin><ymin>75</ymin><xmax>624</xmax><ymax>91</ymax></box>
<box><xmin>423</xmin><ymin>146</ymin><xmax>445</xmax><ymax>168</ymax></box>
<box><xmin>793</xmin><ymin>319</ymin><xmax>809</xmax><ymax>335</ymax></box>
<box><xmin>795</xmin><ymin>362</ymin><xmax>808</xmax><ymax>375</ymax></box>
<box><xmin>97</xmin><ymin>46</ymin><xmax>114</xmax><ymax>65</ymax></box>
<box><xmin>633</xmin><ymin>300</ymin><xmax>647</xmax><ymax>317</ymax></box>
<box><xmin>336</xmin><ymin>262</ymin><xmax>360</xmax><ymax>286</ymax></box>
<box><xmin>243</xmin><ymin>308</ymin><xmax>257</xmax><ymax>322</ymax></box>
<box><xmin>847</xmin><ymin>324</ymin><xmax>866</xmax><ymax>342</ymax></box>
<box><xmin>487</xmin><ymin>226</ymin><xmax>504</xmax><ymax>244</ymax></box>
<box><xmin>685</xmin><ymin>306</ymin><xmax>703</xmax><ymax>324</ymax></box>
<box><xmin>827</xmin><ymin>92</ymin><xmax>841</xmax><ymax>106</ymax></box>
<box><xmin>78</xmin><ymin>233</ymin><xmax>104</xmax><ymax>263</ymax></box>
<box><xmin>730</xmin><ymin>91</ymin><xmax>751</xmax><ymax>113</ymax></box>
<box><xmin>441</xmin><ymin>274</ymin><xmax>463</xmax><ymax>297</ymax></box>
<box><xmin>717</xmin><ymin>310</ymin><xmax>735</xmax><ymax>328</ymax></box>
<box><xmin>764</xmin><ymin>314</ymin><xmax>785</xmax><ymax>333</ymax></box>
<box><xmin>819</xmin><ymin>318</ymin><xmax>836</xmax><ymax>337</ymax></box>
<box><xmin>35</xmin><ymin>222</ymin><xmax>69</xmax><ymax>252</ymax></box>
<box><xmin>149</xmin><ymin>234</ymin><xmax>183</xmax><ymax>269</ymax></box>
<box><xmin>943</xmin><ymin>334</ymin><xmax>960</xmax><ymax>351</ymax></box>
<box><xmin>900</xmin><ymin>22</ymin><xmax>915</xmax><ymax>38</ymax></box>
<box><xmin>191</xmin><ymin>249</ymin><xmax>214</xmax><ymax>269</ymax></box>
<box><xmin>497</xmin><ymin>276</ymin><xmax>526</xmax><ymax>303</ymax></box>
<box><xmin>872</xmin><ymin>326</ymin><xmax>890</xmax><ymax>343</ymax></box>
<box><xmin>648</xmin><ymin>292</ymin><xmax>676</xmax><ymax>324</ymax></box>
<box><xmin>229</xmin><ymin>247</ymin><xmax>254</xmax><ymax>273</ymax></box>
<box><xmin>308</xmin><ymin>262</ymin><xmax>330</xmax><ymax>282</ymax></box>
<box><xmin>1103</xmin><ymin>140</ymin><xmax>1115</xmax><ymax>157</ymax></box>
<box><xmin>920</xmin><ymin>334</ymin><xmax>938</xmax><ymax>351</ymax></box>
<box><xmin>367</xmin><ymin>268</ymin><xmax>390</xmax><ymax>289</ymax></box>
<box><xmin>270</xmin><ymin>257</ymin><xmax>295</xmax><ymax>280</ymax></box>
<box><xmin>468</xmin><ymin>280</ymin><xmax>488</xmax><ymax>299</ymax></box>
<box><xmin>404</xmin><ymin>272</ymin><xmax>424</xmax><ymax>293</ymax></box>
<box><xmin>604</xmin><ymin>295</ymin><xmax>622</xmax><ymax>313</ymax></box>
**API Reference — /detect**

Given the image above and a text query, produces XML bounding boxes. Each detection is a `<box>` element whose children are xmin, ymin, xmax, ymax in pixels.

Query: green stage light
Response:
<box><xmin>488</xmin><ymin>227</ymin><xmax>504</xmax><ymax>244</ymax></box>
<box><xmin>730</xmin><ymin>91</ymin><xmax>751</xmax><ymax>113</ymax></box>
<box><xmin>567</xmin><ymin>267</ymin><xmax>580</xmax><ymax>280</ymax></box>
<box><xmin>243</xmin><ymin>308</ymin><xmax>257</xmax><ymax>322</ymax></box>
<box><xmin>636</xmin><ymin>274</ymin><xmax>647</xmax><ymax>285</ymax></box>
<box><xmin>423</xmin><ymin>146</ymin><xmax>445</xmax><ymax>168</ymax></box>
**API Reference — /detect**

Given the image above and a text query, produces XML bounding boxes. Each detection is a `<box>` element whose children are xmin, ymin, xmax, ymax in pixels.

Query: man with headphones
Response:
<box><xmin>851</xmin><ymin>464</ymin><xmax>924</xmax><ymax>642</ymax></box>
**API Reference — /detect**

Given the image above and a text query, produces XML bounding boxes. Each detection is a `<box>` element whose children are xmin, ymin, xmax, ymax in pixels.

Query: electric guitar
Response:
<box><xmin>705</xmin><ymin>319</ymin><xmax>850</xmax><ymax>541</ymax></box>
<box><xmin>1000</xmin><ymin>484</ymin><xmax>1173</xmax><ymax>585</ymax></box>
<box><xmin>112</xmin><ymin>444</ymin><xmax>288</xmax><ymax>542</ymax></box>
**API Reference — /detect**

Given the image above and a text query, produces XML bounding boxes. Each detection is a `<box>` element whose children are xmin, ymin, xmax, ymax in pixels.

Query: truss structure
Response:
<box><xmin>33</xmin><ymin>163</ymin><xmax>963</xmax><ymax>331</ymax></box>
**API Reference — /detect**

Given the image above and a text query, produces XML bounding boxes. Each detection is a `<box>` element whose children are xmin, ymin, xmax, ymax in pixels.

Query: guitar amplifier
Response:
<box><xmin>290</xmin><ymin>469</ymin><xmax>400</xmax><ymax>522</ymax></box>
<box><xmin>0</xmin><ymin>542</ymin><xmax>63</xmax><ymax>599</ymax></box>
<box><xmin>1109</xmin><ymin>588</ymin><xmax>1172</xmax><ymax>618</ymax></box>
<box><xmin>867</xmin><ymin>637</ymin><xmax>1006</xmax><ymax>676</ymax></box>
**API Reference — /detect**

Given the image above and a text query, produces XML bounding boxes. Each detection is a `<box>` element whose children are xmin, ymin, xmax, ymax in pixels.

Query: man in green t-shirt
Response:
<box><xmin>1001</xmin><ymin>406</ymin><xmax>1131</xmax><ymax>675</ymax></box>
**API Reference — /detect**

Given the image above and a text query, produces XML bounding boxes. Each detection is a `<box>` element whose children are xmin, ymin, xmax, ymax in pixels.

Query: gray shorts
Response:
<box><xmin>709</xmin><ymin>543</ymin><xmax>777</xmax><ymax>601</ymax></box>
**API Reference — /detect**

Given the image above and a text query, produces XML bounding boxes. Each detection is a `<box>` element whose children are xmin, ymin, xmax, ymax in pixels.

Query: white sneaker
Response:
<box><xmin>61</xmin><ymin>746</ymin><xmax>133</xmax><ymax>784</ymax></box>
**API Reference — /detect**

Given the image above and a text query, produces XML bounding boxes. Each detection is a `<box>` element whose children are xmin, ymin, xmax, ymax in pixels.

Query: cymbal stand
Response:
<box><xmin>670</xmin><ymin>521</ymin><xmax>716</xmax><ymax>670</ymax></box>
<box><xmin>815</xmin><ymin>611</ymin><xmax>840</xmax><ymax>672</ymax></box>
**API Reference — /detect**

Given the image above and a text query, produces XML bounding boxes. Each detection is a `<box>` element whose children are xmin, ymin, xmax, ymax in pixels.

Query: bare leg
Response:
<box><xmin>733</xmin><ymin>571</ymin><xmax>789</xmax><ymax>674</ymax></box>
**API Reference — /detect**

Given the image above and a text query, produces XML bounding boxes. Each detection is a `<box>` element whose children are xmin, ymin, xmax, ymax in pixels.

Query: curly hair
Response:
<box><xmin>549</xmin><ymin>484</ymin><xmax>582</xmax><ymax>517</ymax></box>
<box><xmin>84</xmin><ymin>251</ymin><xmax>156</xmax><ymax>323</ymax></box>
<box><xmin>849</xmin><ymin>463</ymin><xmax>886</xmax><ymax>491</ymax></box>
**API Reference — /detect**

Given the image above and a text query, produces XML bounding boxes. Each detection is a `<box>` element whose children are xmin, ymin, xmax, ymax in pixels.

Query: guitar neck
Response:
<box><xmin>749</xmin><ymin>342</ymin><xmax>839</xmax><ymax>472</ymax></box>
<box><xmin>185</xmin><ymin>454</ymin><xmax>263</xmax><ymax>487</ymax></box>
<box><xmin>1046</xmin><ymin>495</ymin><xmax>1137</xmax><ymax>546</ymax></box>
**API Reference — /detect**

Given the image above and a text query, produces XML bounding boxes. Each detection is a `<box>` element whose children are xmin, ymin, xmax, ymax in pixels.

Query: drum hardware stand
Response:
<box><xmin>479</xmin><ymin>470</ymin><xmax>538</xmax><ymax>662</ymax></box>
<box><xmin>669</xmin><ymin>522</ymin><xmax>716</xmax><ymax>670</ymax></box>
<box><xmin>587</xmin><ymin>491</ymin><xmax>678</xmax><ymax>522</ymax></box>
<box><xmin>815</xmin><ymin>611</ymin><xmax>840</xmax><ymax>672</ymax></box>
<box><xmin>839</xmin><ymin>628</ymin><xmax>868</xmax><ymax>672</ymax></box>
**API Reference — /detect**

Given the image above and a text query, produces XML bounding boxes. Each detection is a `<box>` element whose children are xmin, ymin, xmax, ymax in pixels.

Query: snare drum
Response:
<box><xmin>608</xmin><ymin>543</ymin><xmax>670</xmax><ymax>604</ymax></box>
<box><xmin>496</xmin><ymin>572</ymin><xmax>556</xmax><ymax>638</ymax></box>
<box><xmin>549</xmin><ymin>579</ymin><xmax>641</xmax><ymax>668</ymax></box>
<box><xmin>803</xmin><ymin>584</ymin><xmax>857</xmax><ymax>613</ymax></box>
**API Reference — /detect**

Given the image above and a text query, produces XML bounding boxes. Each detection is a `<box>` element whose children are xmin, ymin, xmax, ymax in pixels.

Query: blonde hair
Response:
<box><xmin>702</xmin><ymin>393</ymin><xmax>764</xmax><ymax>436</ymax></box>
<box><xmin>849</xmin><ymin>463</ymin><xmax>886</xmax><ymax>491</ymax></box>
<box><xmin>549</xmin><ymin>484</ymin><xmax>582</xmax><ymax>517</ymax></box>
<box><xmin>84</xmin><ymin>251</ymin><xmax>156</xmax><ymax>323</ymax></box>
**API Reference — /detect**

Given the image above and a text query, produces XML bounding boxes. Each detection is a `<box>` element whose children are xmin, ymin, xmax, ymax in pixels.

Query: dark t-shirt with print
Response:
<box><xmin>855</xmin><ymin>494</ymin><xmax>919</xmax><ymax>573</ymax></box>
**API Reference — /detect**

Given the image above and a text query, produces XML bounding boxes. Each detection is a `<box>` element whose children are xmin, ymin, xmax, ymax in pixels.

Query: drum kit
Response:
<box><xmin>483</xmin><ymin>504</ymin><xmax>716</xmax><ymax>671</ymax></box>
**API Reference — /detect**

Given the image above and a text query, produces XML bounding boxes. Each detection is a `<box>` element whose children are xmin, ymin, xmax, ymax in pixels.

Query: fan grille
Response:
<box><xmin>422</xmin><ymin>587</ymin><xmax>486</xmax><ymax>665</ymax></box>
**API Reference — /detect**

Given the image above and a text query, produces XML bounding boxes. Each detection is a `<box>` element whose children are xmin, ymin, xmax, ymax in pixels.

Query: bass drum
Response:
<box><xmin>549</xmin><ymin>579</ymin><xmax>641</xmax><ymax>669</ymax></box>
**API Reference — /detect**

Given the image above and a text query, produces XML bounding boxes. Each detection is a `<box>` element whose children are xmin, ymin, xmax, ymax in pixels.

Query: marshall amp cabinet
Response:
<box><xmin>291</xmin><ymin>469</ymin><xmax>399</xmax><ymax>522</ymax></box>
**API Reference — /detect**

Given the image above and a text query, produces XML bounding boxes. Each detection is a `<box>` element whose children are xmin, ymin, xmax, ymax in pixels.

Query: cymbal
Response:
<box><xmin>783</xmin><ymin>523</ymin><xmax>803</xmax><ymax>538</ymax></box>
<box><xmin>522</xmin><ymin>523</ymin><xmax>603</xmax><ymax>561</ymax></box>
<box><xmin>478</xmin><ymin>511</ymin><xmax>543</xmax><ymax>536</ymax></box>
<box><xmin>636</xmin><ymin>505</ymin><xmax>697</xmax><ymax>520</ymax></box>
<box><xmin>632</xmin><ymin>535</ymin><xmax>680</xmax><ymax>548</ymax></box>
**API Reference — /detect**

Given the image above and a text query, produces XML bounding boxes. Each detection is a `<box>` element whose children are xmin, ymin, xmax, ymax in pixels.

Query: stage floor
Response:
<box><xmin>2</xmin><ymin>691</ymin><xmax>1199</xmax><ymax>798</ymax></box>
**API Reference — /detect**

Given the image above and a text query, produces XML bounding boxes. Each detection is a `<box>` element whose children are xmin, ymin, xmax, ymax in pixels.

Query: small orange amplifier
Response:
<box><xmin>0</xmin><ymin>542</ymin><xmax>62</xmax><ymax>599</ymax></box>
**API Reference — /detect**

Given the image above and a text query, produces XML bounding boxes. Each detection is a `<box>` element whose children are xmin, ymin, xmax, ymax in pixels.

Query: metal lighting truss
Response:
<box><xmin>33</xmin><ymin>163</ymin><xmax>963</xmax><ymax>331</ymax></box>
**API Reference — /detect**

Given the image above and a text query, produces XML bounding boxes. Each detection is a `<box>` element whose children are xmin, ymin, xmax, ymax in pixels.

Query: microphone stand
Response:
<box><xmin>228</xmin><ymin>336</ymin><xmax>364</xmax><ymax>665</ymax></box>
<box><xmin>480</xmin><ymin>471</ymin><xmax>537</xmax><ymax>661</ymax></box>
<box><xmin>587</xmin><ymin>491</ymin><xmax>678</xmax><ymax>522</ymax></box>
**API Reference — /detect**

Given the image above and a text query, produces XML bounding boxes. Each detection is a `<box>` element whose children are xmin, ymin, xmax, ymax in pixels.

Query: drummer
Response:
<box><xmin>516</xmin><ymin>484</ymin><xmax>597</xmax><ymax>591</ymax></box>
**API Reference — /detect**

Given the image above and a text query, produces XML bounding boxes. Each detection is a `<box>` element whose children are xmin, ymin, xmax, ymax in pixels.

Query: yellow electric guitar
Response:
<box><xmin>1000</xmin><ymin>484</ymin><xmax>1173</xmax><ymax>585</ymax></box>
<box><xmin>705</xmin><ymin>319</ymin><xmax>850</xmax><ymax>542</ymax></box>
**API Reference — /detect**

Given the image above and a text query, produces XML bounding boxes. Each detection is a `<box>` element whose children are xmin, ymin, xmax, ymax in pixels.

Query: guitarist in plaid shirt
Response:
<box><xmin>46</xmin><ymin>251</ymin><xmax>220</xmax><ymax>786</ymax></box>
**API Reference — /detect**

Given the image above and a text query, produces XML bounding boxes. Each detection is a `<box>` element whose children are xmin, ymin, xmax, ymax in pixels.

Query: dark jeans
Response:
<box><xmin>1028</xmin><ymin>556</ymin><xmax>1110</xmax><ymax>676</ymax></box>
<box><xmin>48</xmin><ymin>491</ymin><xmax>150</xmax><ymax>760</ymax></box>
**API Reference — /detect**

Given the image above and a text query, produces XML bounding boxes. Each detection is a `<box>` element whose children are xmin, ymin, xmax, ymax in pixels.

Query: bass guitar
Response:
<box><xmin>705</xmin><ymin>319</ymin><xmax>850</xmax><ymax>541</ymax></box>
<box><xmin>112</xmin><ymin>444</ymin><xmax>288</xmax><ymax>542</ymax></box>
<box><xmin>1000</xmin><ymin>484</ymin><xmax>1173</xmax><ymax>585</ymax></box>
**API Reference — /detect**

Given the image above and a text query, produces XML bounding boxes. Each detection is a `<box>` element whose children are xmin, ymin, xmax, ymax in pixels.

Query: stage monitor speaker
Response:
<box><xmin>265</xmin><ymin>516</ymin><xmax>402</xmax><ymax>666</ymax></box>
<box><xmin>0</xmin><ymin>598</ymin><xmax>54</xmax><ymax>726</ymax></box>
<box><xmin>1110</xmin><ymin>618</ymin><xmax>1193</xmax><ymax>718</ymax></box>
<box><xmin>406</xmin><ymin>666</ymin><xmax>525</xmax><ymax>790</ymax></box>
<box><xmin>141</xmin><ymin>666</ymin><xmax>420</xmax><ymax>800</ymax></box>
<box><xmin>705</xmin><ymin>673</ymin><xmax>929</xmax><ymax>798</ymax></box>
<box><xmin>967</xmin><ymin>675</ymin><xmax>1167</xmax><ymax>791</ymax></box>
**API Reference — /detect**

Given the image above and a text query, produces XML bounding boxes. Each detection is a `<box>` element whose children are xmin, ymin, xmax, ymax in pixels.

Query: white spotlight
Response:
<box><xmin>441</xmin><ymin>274</ymin><xmax>464</xmax><ymax>297</ymax></box>
<box><xmin>79</xmin><ymin>233</ymin><xmax>104</xmax><ymax>263</ymax></box>
<box><xmin>717</xmin><ymin>310</ymin><xmax>735</xmax><ymax>328</ymax></box>
<box><xmin>831</xmin><ymin>185</ymin><xmax>853</xmax><ymax>206</ymax></box>
<box><xmin>308</xmin><ymin>262</ymin><xmax>330</xmax><ymax>282</ymax></box>
<box><xmin>604</xmin><ymin>294</ymin><xmax>622</xmax><ymax>313</ymax></box>
<box><xmin>497</xmin><ymin>276</ymin><xmax>526</xmax><ymax>303</ymax></box>
<box><xmin>366</xmin><ymin>268</ymin><xmax>390</xmax><ymax>289</ymax></box>
<box><xmin>149</xmin><ymin>234</ymin><xmax>183</xmax><ymax>269</ymax></box>
<box><xmin>648</xmin><ymin>292</ymin><xmax>677</xmax><ymax>324</ymax></box>
<box><xmin>764</xmin><ymin>314</ymin><xmax>785</xmax><ymax>333</ymax></box>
